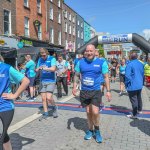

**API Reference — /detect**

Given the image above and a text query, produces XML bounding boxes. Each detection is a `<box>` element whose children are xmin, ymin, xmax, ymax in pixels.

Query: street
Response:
<box><xmin>9</xmin><ymin>82</ymin><xmax>150</xmax><ymax>150</ymax></box>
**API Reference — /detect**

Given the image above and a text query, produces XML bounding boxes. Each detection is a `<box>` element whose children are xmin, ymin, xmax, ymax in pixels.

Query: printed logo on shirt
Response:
<box><xmin>93</xmin><ymin>64</ymin><xmax>100</xmax><ymax>67</ymax></box>
<box><xmin>46</xmin><ymin>61</ymin><xmax>51</xmax><ymax>63</ymax></box>
<box><xmin>0</xmin><ymin>74</ymin><xmax>5</xmax><ymax>78</ymax></box>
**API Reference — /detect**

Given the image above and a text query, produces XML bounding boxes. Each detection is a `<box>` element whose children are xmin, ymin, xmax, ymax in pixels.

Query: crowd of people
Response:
<box><xmin>0</xmin><ymin>45</ymin><xmax>150</xmax><ymax>149</ymax></box>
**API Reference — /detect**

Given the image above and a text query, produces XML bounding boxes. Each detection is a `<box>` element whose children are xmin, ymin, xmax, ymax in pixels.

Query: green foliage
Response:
<box><xmin>97</xmin><ymin>44</ymin><xmax>105</xmax><ymax>57</ymax></box>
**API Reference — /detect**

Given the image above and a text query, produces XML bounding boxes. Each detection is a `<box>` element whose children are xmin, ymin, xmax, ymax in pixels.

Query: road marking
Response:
<box><xmin>8</xmin><ymin>113</ymin><xmax>42</xmax><ymax>134</ymax></box>
<box><xmin>58</xmin><ymin>93</ymin><xmax>79</xmax><ymax>103</ymax></box>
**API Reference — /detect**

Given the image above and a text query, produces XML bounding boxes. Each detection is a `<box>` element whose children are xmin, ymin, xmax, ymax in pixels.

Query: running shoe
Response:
<box><xmin>127</xmin><ymin>114</ymin><xmax>138</xmax><ymax>119</ymax></box>
<box><xmin>52</xmin><ymin>106</ymin><xmax>58</xmax><ymax>118</ymax></box>
<box><xmin>137</xmin><ymin>111</ymin><xmax>142</xmax><ymax>114</ymax></box>
<box><xmin>39</xmin><ymin>114</ymin><xmax>49</xmax><ymax>121</ymax></box>
<box><xmin>26</xmin><ymin>97</ymin><xmax>34</xmax><ymax>102</ymax></box>
<box><xmin>119</xmin><ymin>92</ymin><xmax>122</xmax><ymax>96</ymax></box>
<box><xmin>94</xmin><ymin>130</ymin><xmax>103</xmax><ymax>143</ymax></box>
<box><xmin>84</xmin><ymin>130</ymin><xmax>94</xmax><ymax>140</ymax></box>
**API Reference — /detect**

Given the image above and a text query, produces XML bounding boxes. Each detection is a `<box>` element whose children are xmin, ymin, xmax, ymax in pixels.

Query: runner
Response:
<box><xmin>0</xmin><ymin>55</ymin><xmax>29</xmax><ymax>150</ymax></box>
<box><xmin>110</xmin><ymin>58</ymin><xmax>118</xmax><ymax>82</ymax></box>
<box><xmin>118</xmin><ymin>58</ymin><xmax>126</xmax><ymax>96</ymax></box>
<box><xmin>72</xmin><ymin>44</ymin><xmax>111</xmax><ymax>143</ymax></box>
<box><xmin>36</xmin><ymin>48</ymin><xmax>58</xmax><ymax>119</ymax></box>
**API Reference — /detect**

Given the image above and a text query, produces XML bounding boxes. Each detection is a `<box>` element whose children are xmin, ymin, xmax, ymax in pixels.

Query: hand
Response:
<box><xmin>106</xmin><ymin>92</ymin><xmax>112</xmax><ymax>102</ymax></box>
<box><xmin>2</xmin><ymin>93</ymin><xmax>17</xmax><ymax>100</ymax></box>
<box><xmin>72</xmin><ymin>87</ymin><xmax>77</xmax><ymax>96</ymax></box>
<box><xmin>42</xmin><ymin>67</ymin><xmax>49</xmax><ymax>71</ymax></box>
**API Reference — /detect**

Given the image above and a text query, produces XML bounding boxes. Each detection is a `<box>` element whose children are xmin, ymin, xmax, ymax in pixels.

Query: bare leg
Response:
<box><xmin>86</xmin><ymin>104</ymin><xmax>94</xmax><ymax>130</ymax></box>
<box><xmin>3</xmin><ymin>140</ymin><xmax>12</xmax><ymax>150</ymax></box>
<box><xmin>41</xmin><ymin>93</ymin><xmax>48</xmax><ymax>113</ymax></box>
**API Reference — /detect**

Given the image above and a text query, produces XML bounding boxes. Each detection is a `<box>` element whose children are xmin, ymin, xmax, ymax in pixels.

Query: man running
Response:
<box><xmin>72</xmin><ymin>44</ymin><xmax>111</xmax><ymax>143</ymax></box>
<box><xmin>36</xmin><ymin>48</ymin><xmax>58</xmax><ymax>119</ymax></box>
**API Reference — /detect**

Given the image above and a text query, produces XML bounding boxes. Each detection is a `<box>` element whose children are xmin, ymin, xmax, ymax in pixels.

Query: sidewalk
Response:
<box><xmin>9</xmin><ymin>81</ymin><xmax>150</xmax><ymax>150</ymax></box>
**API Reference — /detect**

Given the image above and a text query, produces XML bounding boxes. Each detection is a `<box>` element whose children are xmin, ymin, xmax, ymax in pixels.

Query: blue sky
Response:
<box><xmin>65</xmin><ymin>0</ymin><xmax>150</xmax><ymax>37</ymax></box>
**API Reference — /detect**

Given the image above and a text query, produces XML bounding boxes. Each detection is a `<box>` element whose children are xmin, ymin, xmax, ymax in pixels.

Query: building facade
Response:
<box><xmin>47</xmin><ymin>0</ymin><xmax>63</xmax><ymax>49</ymax></box>
<box><xmin>84</xmin><ymin>21</ymin><xmax>91</xmax><ymax>43</ymax></box>
<box><xmin>62</xmin><ymin>3</ymin><xmax>76</xmax><ymax>52</ymax></box>
<box><xmin>76</xmin><ymin>14</ymin><xmax>84</xmax><ymax>49</ymax></box>
<box><xmin>16</xmin><ymin>0</ymin><xmax>47</xmax><ymax>46</ymax></box>
<box><xmin>0</xmin><ymin>0</ymin><xmax>16</xmax><ymax>36</ymax></box>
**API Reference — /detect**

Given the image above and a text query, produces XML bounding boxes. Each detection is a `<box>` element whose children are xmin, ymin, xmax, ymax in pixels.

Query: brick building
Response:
<box><xmin>0</xmin><ymin>0</ymin><xmax>16</xmax><ymax>35</ymax></box>
<box><xmin>15</xmin><ymin>0</ymin><xmax>48</xmax><ymax>46</ymax></box>
<box><xmin>62</xmin><ymin>3</ymin><xmax>76</xmax><ymax>52</ymax></box>
<box><xmin>47</xmin><ymin>0</ymin><xmax>63</xmax><ymax>49</ymax></box>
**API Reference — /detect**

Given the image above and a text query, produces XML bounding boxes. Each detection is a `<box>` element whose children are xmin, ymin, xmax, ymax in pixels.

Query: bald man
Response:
<box><xmin>72</xmin><ymin>44</ymin><xmax>111</xmax><ymax>143</ymax></box>
<box><xmin>24</xmin><ymin>55</ymin><xmax>36</xmax><ymax>101</ymax></box>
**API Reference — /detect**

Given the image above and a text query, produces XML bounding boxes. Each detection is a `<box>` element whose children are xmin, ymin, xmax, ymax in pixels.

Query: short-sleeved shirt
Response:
<box><xmin>0</xmin><ymin>62</ymin><xmax>24</xmax><ymax>112</ymax></box>
<box><xmin>37</xmin><ymin>55</ymin><xmax>56</xmax><ymax>82</ymax></box>
<box><xmin>75</xmin><ymin>57</ymin><xmax>109</xmax><ymax>90</ymax></box>
<box><xmin>25</xmin><ymin>60</ymin><xmax>36</xmax><ymax>78</ymax></box>
<box><xmin>56</xmin><ymin>60</ymin><xmax>68</xmax><ymax>77</ymax></box>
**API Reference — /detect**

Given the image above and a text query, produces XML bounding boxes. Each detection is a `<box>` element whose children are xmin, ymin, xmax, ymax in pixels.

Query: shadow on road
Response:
<box><xmin>67</xmin><ymin>117</ymin><xmax>88</xmax><ymax>133</ymax></box>
<box><xmin>130</xmin><ymin>119</ymin><xmax>150</xmax><ymax>136</ymax></box>
<box><xmin>10</xmin><ymin>133</ymin><xmax>35</xmax><ymax>150</ymax></box>
<box><xmin>110</xmin><ymin>104</ymin><xmax>131</xmax><ymax>115</ymax></box>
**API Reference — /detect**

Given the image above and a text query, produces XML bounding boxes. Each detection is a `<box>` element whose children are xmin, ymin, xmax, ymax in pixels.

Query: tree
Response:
<box><xmin>97</xmin><ymin>44</ymin><xmax>105</xmax><ymax>57</ymax></box>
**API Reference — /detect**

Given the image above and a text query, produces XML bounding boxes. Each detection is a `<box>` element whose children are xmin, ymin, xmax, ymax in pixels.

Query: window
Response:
<box><xmin>64</xmin><ymin>10</ymin><xmax>67</xmax><ymax>18</ymax></box>
<box><xmin>69</xmin><ymin>25</ymin><xmax>71</xmax><ymax>34</ymax></box>
<box><xmin>81</xmin><ymin>31</ymin><xmax>83</xmax><ymax>39</ymax></box>
<box><xmin>78</xmin><ymin>43</ymin><xmax>80</xmax><ymax>48</ymax></box>
<box><xmin>58</xmin><ymin>12</ymin><xmax>61</xmax><ymax>24</ymax></box>
<box><xmin>58</xmin><ymin>31</ymin><xmax>61</xmax><ymax>45</ymax></box>
<box><xmin>81</xmin><ymin>22</ymin><xmax>83</xmax><ymax>28</ymax></box>
<box><xmin>38</xmin><ymin>24</ymin><xmax>42</xmax><ymax>40</ymax></box>
<box><xmin>4</xmin><ymin>10</ymin><xmax>11</xmax><ymax>35</ymax></box>
<box><xmin>65</xmin><ymin>22</ymin><xmax>67</xmax><ymax>32</ymax></box>
<box><xmin>24</xmin><ymin>0</ymin><xmax>29</xmax><ymax>7</ymax></box>
<box><xmin>78</xmin><ymin>30</ymin><xmax>80</xmax><ymax>38</ymax></box>
<box><xmin>50</xmin><ymin>28</ymin><xmax>54</xmax><ymax>43</ymax></box>
<box><xmin>72</xmin><ymin>16</ymin><xmax>75</xmax><ymax>23</ymax></box>
<box><xmin>37</xmin><ymin>0</ymin><xmax>41</xmax><ymax>13</ymax></box>
<box><xmin>69</xmin><ymin>13</ymin><xmax>71</xmax><ymax>21</ymax></box>
<box><xmin>65</xmin><ymin>40</ymin><xmax>68</xmax><ymax>49</ymax></box>
<box><xmin>24</xmin><ymin>17</ymin><xmax>29</xmax><ymax>37</ymax></box>
<box><xmin>73</xmin><ymin>26</ymin><xmax>75</xmax><ymax>35</ymax></box>
<box><xmin>78</xmin><ymin>20</ymin><xmax>80</xmax><ymax>26</ymax></box>
<box><xmin>58</xmin><ymin>0</ymin><xmax>61</xmax><ymax>7</ymax></box>
<box><xmin>49</xmin><ymin>7</ymin><xmax>53</xmax><ymax>20</ymax></box>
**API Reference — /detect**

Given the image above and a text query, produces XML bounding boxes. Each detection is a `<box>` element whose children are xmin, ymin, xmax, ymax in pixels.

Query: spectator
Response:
<box><xmin>125</xmin><ymin>52</ymin><xmax>144</xmax><ymax>119</ymax></box>
<box><xmin>144</xmin><ymin>56</ymin><xmax>150</xmax><ymax>87</ymax></box>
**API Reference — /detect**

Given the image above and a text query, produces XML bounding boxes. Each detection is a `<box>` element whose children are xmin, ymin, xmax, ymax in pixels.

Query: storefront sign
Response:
<box><xmin>0</xmin><ymin>39</ymin><xmax>5</xmax><ymax>45</ymax></box>
<box><xmin>20</xmin><ymin>39</ymin><xmax>33</xmax><ymax>46</ymax></box>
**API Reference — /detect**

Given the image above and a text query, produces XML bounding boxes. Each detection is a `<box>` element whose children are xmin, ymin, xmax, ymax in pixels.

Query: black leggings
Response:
<box><xmin>0</xmin><ymin>109</ymin><xmax>14</xmax><ymax>149</ymax></box>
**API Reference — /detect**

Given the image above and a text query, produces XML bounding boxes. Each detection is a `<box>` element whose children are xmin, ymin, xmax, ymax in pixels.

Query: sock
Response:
<box><xmin>94</xmin><ymin>126</ymin><xmax>99</xmax><ymax>130</ymax></box>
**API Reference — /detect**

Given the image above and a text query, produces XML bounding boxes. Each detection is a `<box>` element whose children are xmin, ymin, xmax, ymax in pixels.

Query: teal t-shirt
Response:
<box><xmin>25</xmin><ymin>60</ymin><xmax>36</xmax><ymax>78</ymax></box>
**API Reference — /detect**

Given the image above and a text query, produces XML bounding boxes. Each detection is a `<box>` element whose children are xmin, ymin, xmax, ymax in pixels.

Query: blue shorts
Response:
<box><xmin>28</xmin><ymin>77</ymin><xmax>35</xmax><ymax>87</ymax></box>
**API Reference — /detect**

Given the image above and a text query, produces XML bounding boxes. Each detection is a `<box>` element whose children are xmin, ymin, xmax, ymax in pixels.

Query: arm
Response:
<box><xmin>2</xmin><ymin>67</ymin><xmax>30</xmax><ymax>100</ymax></box>
<box><xmin>72</xmin><ymin>61</ymin><xmax>80</xmax><ymax>96</ymax></box>
<box><xmin>72</xmin><ymin>72</ymin><xmax>80</xmax><ymax>96</ymax></box>
<box><xmin>102</xmin><ymin>61</ymin><xmax>111</xmax><ymax>101</ymax></box>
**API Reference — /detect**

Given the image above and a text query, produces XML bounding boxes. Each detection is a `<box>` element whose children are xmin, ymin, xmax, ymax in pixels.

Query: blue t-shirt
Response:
<box><xmin>37</xmin><ymin>55</ymin><xmax>56</xmax><ymax>82</ymax></box>
<box><xmin>25</xmin><ymin>60</ymin><xmax>36</xmax><ymax>78</ymax></box>
<box><xmin>119</xmin><ymin>65</ymin><xmax>126</xmax><ymax>75</ymax></box>
<box><xmin>0</xmin><ymin>62</ymin><xmax>24</xmax><ymax>112</ymax></box>
<box><xmin>75</xmin><ymin>58</ymin><xmax>108</xmax><ymax>90</ymax></box>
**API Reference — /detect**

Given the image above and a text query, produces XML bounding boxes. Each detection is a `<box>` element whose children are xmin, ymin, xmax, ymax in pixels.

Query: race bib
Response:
<box><xmin>83</xmin><ymin>77</ymin><xmax>94</xmax><ymax>86</ymax></box>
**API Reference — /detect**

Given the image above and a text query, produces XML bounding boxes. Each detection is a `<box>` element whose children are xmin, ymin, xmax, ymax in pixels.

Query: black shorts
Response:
<box><xmin>28</xmin><ymin>77</ymin><xmax>35</xmax><ymax>87</ymax></box>
<box><xmin>0</xmin><ymin>109</ymin><xmax>14</xmax><ymax>147</ymax></box>
<box><xmin>80</xmin><ymin>90</ymin><xmax>102</xmax><ymax>107</ymax></box>
<box><xmin>120</xmin><ymin>74</ymin><xmax>125</xmax><ymax>83</ymax></box>
<box><xmin>111</xmin><ymin>69</ymin><xmax>116</xmax><ymax>77</ymax></box>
